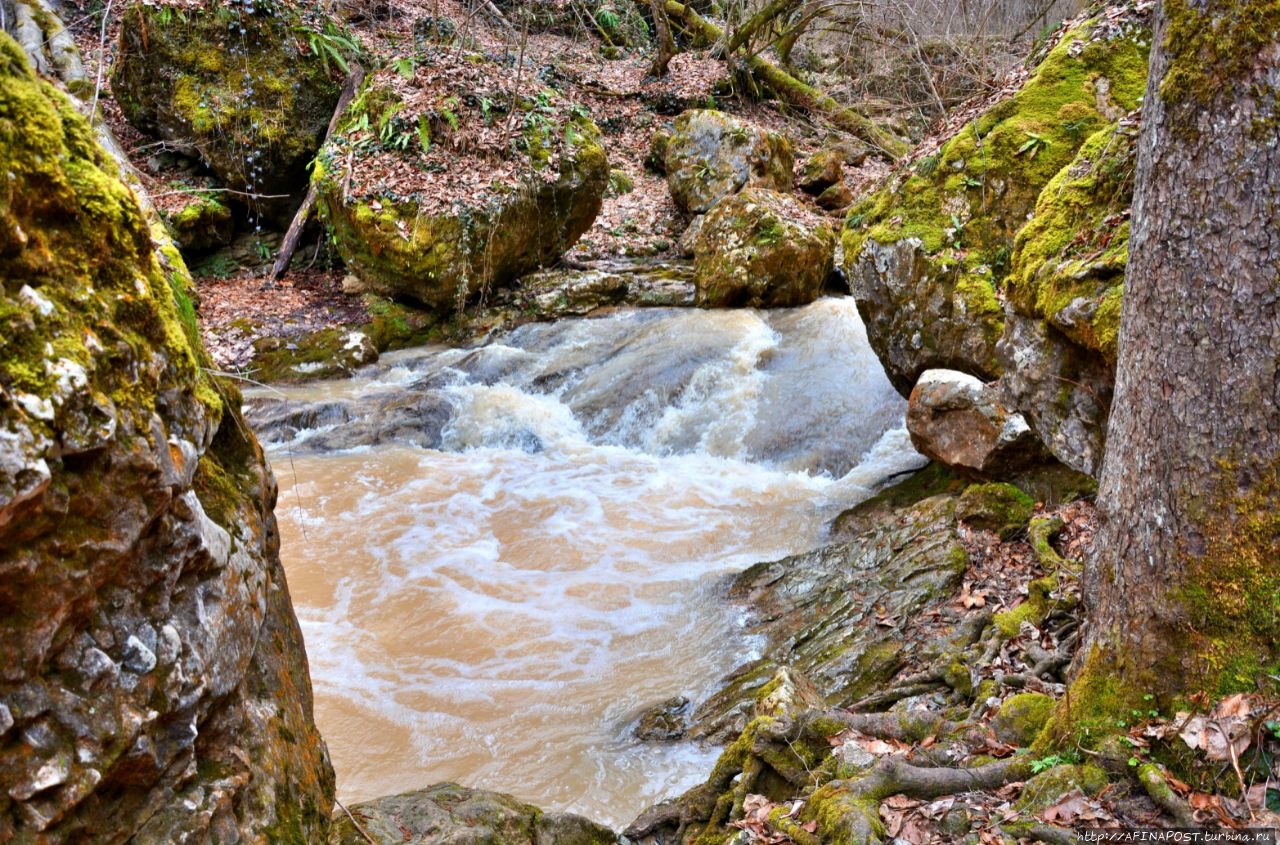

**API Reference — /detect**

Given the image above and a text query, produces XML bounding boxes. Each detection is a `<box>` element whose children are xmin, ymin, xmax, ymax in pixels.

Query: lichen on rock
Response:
<box><xmin>842</xmin><ymin>8</ymin><xmax>1151</xmax><ymax>394</ymax></box>
<box><xmin>692</xmin><ymin>187</ymin><xmax>836</xmax><ymax>308</ymax></box>
<box><xmin>664</xmin><ymin>109</ymin><xmax>793</xmax><ymax>213</ymax></box>
<box><xmin>112</xmin><ymin>0</ymin><xmax>346</xmax><ymax>214</ymax></box>
<box><xmin>0</xmin><ymin>31</ymin><xmax>332</xmax><ymax>842</ymax></box>
<box><xmin>315</xmin><ymin>49</ymin><xmax>609</xmax><ymax>312</ymax></box>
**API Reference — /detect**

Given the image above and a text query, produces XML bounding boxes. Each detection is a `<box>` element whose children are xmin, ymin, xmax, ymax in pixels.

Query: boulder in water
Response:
<box><xmin>692</xmin><ymin>187</ymin><xmax>836</xmax><ymax>308</ymax></box>
<box><xmin>0</xmin><ymin>34</ymin><xmax>331</xmax><ymax>842</ymax></box>
<box><xmin>315</xmin><ymin>51</ymin><xmax>609</xmax><ymax>312</ymax></box>
<box><xmin>906</xmin><ymin>369</ymin><xmax>1047</xmax><ymax>478</ymax></box>
<box><xmin>112</xmin><ymin>0</ymin><xmax>346</xmax><ymax>216</ymax></box>
<box><xmin>330</xmin><ymin>783</ymin><xmax>617</xmax><ymax>845</ymax></box>
<box><xmin>664</xmin><ymin>109</ymin><xmax>793</xmax><ymax>213</ymax></box>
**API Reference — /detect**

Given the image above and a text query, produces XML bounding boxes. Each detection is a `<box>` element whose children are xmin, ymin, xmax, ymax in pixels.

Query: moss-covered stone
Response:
<box><xmin>665</xmin><ymin>109</ymin><xmax>793</xmax><ymax>213</ymax></box>
<box><xmin>1014</xmin><ymin>763</ymin><xmax>1108</xmax><ymax>813</ymax></box>
<box><xmin>315</xmin><ymin>53</ymin><xmax>608</xmax><ymax>313</ymax></box>
<box><xmin>0</xmin><ymin>31</ymin><xmax>332</xmax><ymax>842</ymax></box>
<box><xmin>163</xmin><ymin>191</ymin><xmax>235</xmax><ymax>252</ymax></box>
<box><xmin>330</xmin><ymin>783</ymin><xmax>616</xmax><ymax>845</ymax></box>
<box><xmin>956</xmin><ymin>482</ymin><xmax>1035</xmax><ymax>538</ymax></box>
<box><xmin>112</xmin><ymin>1</ymin><xmax>345</xmax><ymax>215</ymax></box>
<box><xmin>993</xmin><ymin>692</ymin><xmax>1056</xmax><ymax>746</ymax></box>
<box><xmin>994</xmin><ymin>576</ymin><xmax>1062</xmax><ymax>637</ymax></box>
<box><xmin>843</xmin><ymin>8</ymin><xmax>1151</xmax><ymax>394</ymax></box>
<box><xmin>692</xmin><ymin>187</ymin><xmax>836</xmax><ymax>308</ymax></box>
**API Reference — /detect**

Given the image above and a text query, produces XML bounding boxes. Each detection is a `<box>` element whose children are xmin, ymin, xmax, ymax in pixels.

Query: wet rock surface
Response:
<box><xmin>330</xmin><ymin>783</ymin><xmax>618</xmax><ymax>845</ymax></box>
<box><xmin>664</xmin><ymin>109</ymin><xmax>793</xmax><ymax>213</ymax></box>
<box><xmin>0</xmin><ymin>35</ymin><xmax>332</xmax><ymax>842</ymax></box>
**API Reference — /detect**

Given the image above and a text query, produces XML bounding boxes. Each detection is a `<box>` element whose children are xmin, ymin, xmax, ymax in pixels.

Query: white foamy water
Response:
<box><xmin>253</xmin><ymin>297</ymin><xmax>922</xmax><ymax>828</ymax></box>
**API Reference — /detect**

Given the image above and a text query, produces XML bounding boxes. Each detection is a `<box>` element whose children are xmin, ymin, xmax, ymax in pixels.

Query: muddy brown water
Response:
<box><xmin>251</xmin><ymin>298</ymin><xmax>922</xmax><ymax>827</ymax></box>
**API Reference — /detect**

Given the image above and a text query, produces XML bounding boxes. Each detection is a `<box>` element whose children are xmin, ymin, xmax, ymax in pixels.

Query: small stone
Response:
<box><xmin>340</xmin><ymin>274</ymin><xmax>367</xmax><ymax>295</ymax></box>
<box><xmin>123</xmin><ymin>635</ymin><xmax>157</xmax><ymax>675</ymax></box>
<box><xmin>9</xmin><ymin>752</ymin><xmax>71</xmax><ymax>801</ymax></box>
<box><xmin>0</xmin><ymin>702</ymin><xmax>12</xmax><ymax>736</ymax></box>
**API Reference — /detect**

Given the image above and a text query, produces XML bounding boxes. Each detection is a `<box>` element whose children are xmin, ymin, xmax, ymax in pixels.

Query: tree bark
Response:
<box><xmin>647</xmin><ymin>0</ymin><xmax>676</xmax><ymax>76</ymax></box>
<box><xmin>1071</xmin><ymin>0</ymin><xmax>1280</xmax><ymax>717</ymax></box>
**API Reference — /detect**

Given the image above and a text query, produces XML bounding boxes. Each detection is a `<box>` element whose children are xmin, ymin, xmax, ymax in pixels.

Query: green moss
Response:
<box><xmin>0</xmin><ymin>31</ymin><xmax>221</xmax><ymax>431</ymax></box>
<box><xmin>1014</xmin><ymin>764</ymin><xmax>1108</xmax><ymax>812</ymax></box>
<box><xmin>112</xmin><ymin>2</ymin><xmax>345</xmax><ymax>198</ymax></box>
<box><xmin>994</xmin><ymin>576</ymin><xmax>1060</xmax><ymax>637</ymax></box>
<box><xmin>1160</xmin><ymin>0</ymin><xmax>1280</xmax><ymax>118</ymax></box>
<box><xmin>993</xmin><ymin>693</ymin><xmax>1056</xmax><ymax>746</ymax></box>
<box><xmin>1174</xmin><ymin>461</ymin><xmax>1280</xmax><ymax>694</ymax></box>
<box><xmin>957</xmin><ymin>482</ymin><xmax>1035</xmax><ymax>539</ymax></box>
<box><xmin>798</xmin><ymin>782</ymin><xmax>885</xmax><ymax>845</ymax></box>
<box><xmin>1006</xmin><ymin>120</ymin><xmax>1138</xmax><ymax>363</ymax></box>
<box><xmin>842</xmin><ymin>10</ymin><xmax>1150</xmax><ymax>337</ymax></box>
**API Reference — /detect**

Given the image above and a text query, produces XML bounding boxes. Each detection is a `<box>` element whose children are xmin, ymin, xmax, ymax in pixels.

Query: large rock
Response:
<box><xmin>692</xmin><ymin>187</ymin><xmax>836</xmax><ymax>308</ymax></box>
<box><xmin>330</xmin><ymin>783</ymin><xmax>617</xmax><ymax>845</ymax></box>
<box><xmin>842</xmin><ymin>9</ymin><xmax>1150</xmax><ymax>395</ymax></box>
<box><xmin>686</xmin><ymin>491</ymin><xmax>969</xmax><ymax>744</ymax></box>
<box><xmin>0</xmin><ymin>34</ymin><xmax>332</xmax><ymax>842</ymax></box>
<box><xmin>996</xmin><ymin>119</ymin><xmax>1137</xmax><ymax>476</ymax></box>
<box><xmin>664</xmin><ymin>109</ymin><xmax>792</xmax><ymax>213</ymax></box>
<box><xmin>906</xmin><ymin>369</ymin><xmax>1047</xmax><ymax>478</ymax></box>
<box><xmin>315</xmin><ymin>52</ymin><xmax>608</xmax><ymax>312</ymax></box>
<box><xmin>112</xmin><ymin>0</ymin><xmax>344</xmax><ymax>211</ymax></box>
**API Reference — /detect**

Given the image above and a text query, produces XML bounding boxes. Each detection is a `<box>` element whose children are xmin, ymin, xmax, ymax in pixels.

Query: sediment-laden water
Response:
<box><xmin>248</xmin><ymin>296</ymin><xmax>921</xmax><ymax>827</ymax></box>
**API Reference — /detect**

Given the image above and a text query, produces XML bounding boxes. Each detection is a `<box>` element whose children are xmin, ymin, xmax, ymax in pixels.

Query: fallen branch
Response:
<box><xmin>266</xmin><ymin>63</ymin><xmax>365</xmax><ymax>285</ymax></box>
<box><xmin>662</xmin><ymin>0</ymin><xmax>906</xmax><ymax>158</ymax></box>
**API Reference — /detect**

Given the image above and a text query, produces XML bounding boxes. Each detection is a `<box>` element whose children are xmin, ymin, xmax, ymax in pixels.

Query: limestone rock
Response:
<box><xmin>315</xmin><ymin>53</ymin><xmax>608</xmax><ymax>312</ymax></box>
<box><xmin>906</xmin><ymin>369</ymin><xmax>1047</xmax><ymax>477</ymax></box>
<box><xmin>995</xmin><ymin>120</ymin><xmax>1137</xmax><ymax>476</ymax></box>
<box><xmin>816</xmin><ymin>181</ymin><xmax>853</xmax><ymax>211</ymax></box>
<box><xmin>665</xmin><ymin>109</ymin><xmax>792</xmax><ymax>213</ymax></box>
<box><xmin>633</xmin><ymin>695</ymin><xmax>692</xmax><ymax>742</ymax></box>
<box><xmin>842</xmin><ymin>9</ymin><xmax>1150</xmax><ymax>394</ymax></box>
<box><xmin>797</xmin><ymin>147</ymin><xmax>843</xmax><ymax>194</ymax></box>
<box><xmin>330</xmin><ymin>783</ymin><xmax>617</xmax><ymax>845</ymax></box>
<box><xmin>692</xmin><ymin>188</ymin><xmax>835</xmax><ymax>308</ymax></box>
<box><xmin>0</xmin><ymin>34</ymin><xmax>332</xmax><ymax>842</ymax></box>
<box><xmin>162</xmin><ymin>193</ymin><xmax>234</xmax><ymax>253</ymax></box>
<box><xmin>112</xmin><ymin>1</ymin><xmax>343</xmax><ymax>214</ymax></box>
<box><xmin>687</xmin><ymin>493</ymin><xmax>968</xmax><ymax>743</ymax></box>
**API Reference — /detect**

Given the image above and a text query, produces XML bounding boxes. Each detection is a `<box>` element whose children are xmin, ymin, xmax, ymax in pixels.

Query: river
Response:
<box><xmin>247</xmin><ymin>296</ymin><xmax>921</xmax><ymax>828</ymax></box>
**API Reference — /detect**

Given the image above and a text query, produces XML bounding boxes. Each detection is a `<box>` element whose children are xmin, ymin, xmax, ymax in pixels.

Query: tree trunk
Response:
<box><xmin>647</xmin><ymin>0</ymin><xmax>676</xmax><ymax>76</ymax></box>
<box><xmin>1067</xmin><ymin>0</ymin><xmax>1280</xmax><ymax>731</ymax></box>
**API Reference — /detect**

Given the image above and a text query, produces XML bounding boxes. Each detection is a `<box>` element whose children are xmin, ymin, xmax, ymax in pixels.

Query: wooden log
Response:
<box><xmin>663</xmin><ymin>0</ymin><xmax>907</xmax><ymax>158</ymax></box>
<box><xmin>266</xmin><ymin>64</ymin><xmax>365</xmax><ymax>285</ymax></box>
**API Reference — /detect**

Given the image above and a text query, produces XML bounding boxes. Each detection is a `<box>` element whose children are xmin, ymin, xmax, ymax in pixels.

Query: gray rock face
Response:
<box><xmin>850</xmin><ymin>238</ymin><xmax>1005</xmax><ymax>395</ymax></box>
<box><xmin>665</xmin><ymin>110</ymin><xmax>793</xmax><ymax>213</ymax></box>
<box><xmin>686</xmin><ymin>493</ymin><xmax>968</xmax><ymax>743</ymax></box>
<box><xmin>0</xmin><ymin>38</ymin><xmax>331</xmax><ymax>843</ymax></box>
<box><xmin>996</xmin><ymin>311</ymin><xmax>1113</xmax><ymax>476</ymax></box>
<box><xmin>907</xmin><ymin>369</ymin><xmax>1048</xmax><ymax>478</ymax></box>
<box><xmin>330</xmin><ymin>783</ymin><xmax>618</xmax><ymax>845</ymax></box>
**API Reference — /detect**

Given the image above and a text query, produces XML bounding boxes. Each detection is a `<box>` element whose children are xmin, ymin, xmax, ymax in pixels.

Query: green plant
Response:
<box><xmin>1029</xmin><ymin>753</ymin><xmax>1073</xmax><ymax>773</ymax></box>
<box><xmin>393</xmin><ymin>56</ymin><xmax>416</xmax><ymax>79</ymax></box>
<box><xmin>1016</xmin><ymin>131</ymin><xmax>1049</xmax><ymax>159</ymax></box>
<box><xmin>298</xmin><ymin>22</ymin><xmax>361</xmax><ymax>75</ymax></box>
<box><xmin>416</xmin><ymin>115</ymin><xmax>431</xmax><ymax>154</ymax></box>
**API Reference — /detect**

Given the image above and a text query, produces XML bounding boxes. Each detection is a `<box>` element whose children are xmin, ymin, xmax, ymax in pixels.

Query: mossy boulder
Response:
<box><xmin>0</xmin><ymin>32</ymin><xmax>332</xmax><ymax>842</ymax></box>
<box><xmin>665</xmin><ymin>109</ymin><xmax>793</xmax><ymax>213</ymax></box>
<box><xmin>692</xmin><ymin>187</ymin><xmax>836</xmax><ymax>308</ymax></box>
<box><xmin>842</xmin><ymin>8</ymin><xmax>1151</xmax><ymax>395</ymax></box>
<box><xmin>993</xmin><ymin>692</ymin><xmax>1056</xmax><ymax>746</ymax></box>
<box><xmin>797</xmin><ymin>147</ymin><xmax>843</xmax><ymax>194</ymax></box>
<box><xmin>907</xmin><ymin>368</ymin><xmax>1048</xmax><ymax>478</ymax></box>
<box><xmin>163</xmin><ymin>191</ymin><xmax>234</xmax><ymax>252</ymax></box>
<box><xmin>956</xmin><ymin>482</ymin><xmax>1035</xmax><ymax>538</ymax></box>
<box><xmin>330</xmin><ymin>783</ymin><xmax>617</xmax><ymax>845</ymax></box>
<box><xmin>995</xmin><ymin>119</ymin><xmax>1139</xmax><ymax>476</ymax></box>
<box><xmin>112</xmin><ymin>1</ymin><xmax>345</xmax><ymax>215</ymax></box>
<box><xmin>1014</xmin><ymin>763</ymin><xmax>1108</xmax><ymax>813</ymax></box>
<box><xmin>315</xmin><ymin>53</ymin><xmax>609</xmax><ymax>312</ymax></box>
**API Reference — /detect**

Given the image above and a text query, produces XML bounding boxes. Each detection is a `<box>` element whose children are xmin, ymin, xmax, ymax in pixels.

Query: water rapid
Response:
<box><xmin>248</xmin><ymin>297</ymin><xmax>924</xmax><ymax>828</ymax></box>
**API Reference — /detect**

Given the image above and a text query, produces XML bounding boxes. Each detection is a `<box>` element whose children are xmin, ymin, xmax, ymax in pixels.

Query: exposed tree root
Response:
<box><xmin>1137</xmin><ymin>763</ymin><xmax>1197</xmax><ymax>828</ymax></box>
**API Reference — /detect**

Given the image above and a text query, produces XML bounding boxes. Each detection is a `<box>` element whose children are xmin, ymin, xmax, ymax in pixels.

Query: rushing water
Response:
<box><xmin>249</xmin><ymin>297</ymin><xmax>923</xmax><ymax>828</ymax></box>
